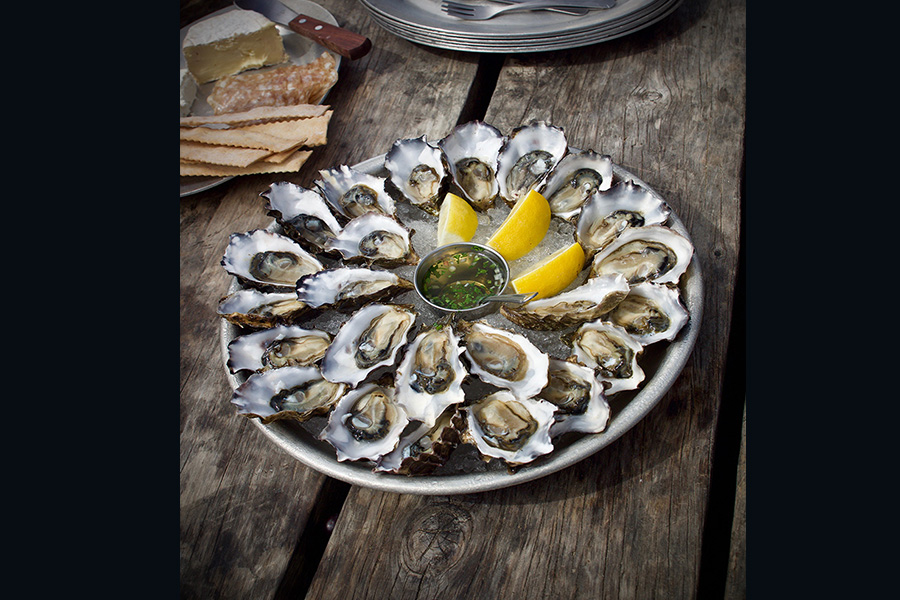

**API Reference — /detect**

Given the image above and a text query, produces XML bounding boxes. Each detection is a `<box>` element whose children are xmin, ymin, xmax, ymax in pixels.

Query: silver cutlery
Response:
<box><xmin>492</xmin><ymin>0</ymin><xmax>589</xmax><ymax>16</ymax></box>
<box><xmin>441</xmin><ymin>0</ymin><xmax>615</xmax><ymax>20</ymax></box>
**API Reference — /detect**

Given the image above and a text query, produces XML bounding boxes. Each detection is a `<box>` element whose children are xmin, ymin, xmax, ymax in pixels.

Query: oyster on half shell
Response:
<box><xmin>461</xmin><ymin>391</ymin><xmax>556</xmax><ymax>467</ymax></box>
<box><xmin>565</xmin><ymin>320</ymin><xmax>645</xmax><ymax>395</ymax></box>
<box><xmin>231</xmin><ymin>365</ymin><xmax>347</xmax><ymax>424</ymax></box>
<box><xmin>496</xmin><ymin>121</ymin><xmax>568</xmax><ymax>207</ymax></box>
<box><xmin>295</xmin><ymin>267</ymin><xmax>414</xmax><ymax>312</ymax></box>
<box><xmin>460</xmin><ymin>321</ymin><xmax>549</xmax><ymax>401</ymax></box>
<box><xmin>602</xmin><ymin>282</ymin><xmax>689</xmax><ymax>345</ymax></box>
<box><xmin>384</xmin><ymin>135</ymin><xmax>450</xmax><ymax>215</ymax></box>
<box><xmin>319</xmin><ymin>381</ymin><xmax>410</xmax><ymax>463</ymax></box>
<box><xmin>539</xmin><ymin>150</ymin><xmax>614</xmax><ymax>222</ymax></box>
<box><xmin>221</xmin><ymin>229</ymin><xmax>323</xmax><ymax>291</ymax></box>
<box><xmin>261</xmin><ymin>182</ymin><xmax>343</xmax><ymax>252</ymax></box>
<box><xmin>589</xmin><ymin>224</ymin><xmax>693</xmax><ymax>286</ymax></box>
<box><xmin>217</xmin><ymin>289</ymin><xmax>308</xmax><ymax>329</ymax></box>
<box><xmin>227</xmin><ymin>325</ymin><xmax>331</xmax><ymax>374</ymax></box>
<box><xmin>576</xmin><ymin>180</ymin><xmax>670</xmax><ymax>258</ymax></box>
<box><xmin>324</xmin><ymin>212</ymin><xmax>419</xmax><ymax>268</ymax></box>
<box><xmin>438</xmin><ymin>121</ymin><xmax>505</xmax><ymax>211</ymax></box>
<box><xmin>315</xmin><ymin>165</ymin><xmax>395</xmax><ymax>220</ymax></box>
<box><xmin>320</xmin><ymin>303</ymin><xmax>417</xmax><ymax>387</ymax></box>
<box><xmin>539</xmin><ymin>359</ymin><xmax>610</xmax><ymax>437</ymax></box>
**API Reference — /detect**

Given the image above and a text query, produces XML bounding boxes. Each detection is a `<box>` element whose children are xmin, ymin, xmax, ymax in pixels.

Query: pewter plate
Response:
<box><xmin>180</xmin><ymin>0</ymin><xmax>341</xmax><ymax>198</ymax></box>
<box><xmin>218</xmin><ymin>150</ymin><xmax>703</xmax><ymax>495</ymax></box>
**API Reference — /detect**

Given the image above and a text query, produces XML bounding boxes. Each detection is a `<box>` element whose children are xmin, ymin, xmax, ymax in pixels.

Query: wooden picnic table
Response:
<box><xmin>179</xmin><ymin>0</ymin><xmax>746</xmax><ymax>597</ymax></box>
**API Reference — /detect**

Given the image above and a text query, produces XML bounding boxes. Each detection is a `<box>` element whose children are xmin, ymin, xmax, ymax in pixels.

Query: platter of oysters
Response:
<box><xmin>217</xmin><ymin>120</ymin><xmax>703</xmax><ymax>495</ymax></box>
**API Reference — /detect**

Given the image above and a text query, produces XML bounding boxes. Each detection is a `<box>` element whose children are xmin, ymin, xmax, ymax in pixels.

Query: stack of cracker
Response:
<box><xmin>180</xmin><ymin>104</ymin><xmax>332</xmax><ymax>177</ymax></box>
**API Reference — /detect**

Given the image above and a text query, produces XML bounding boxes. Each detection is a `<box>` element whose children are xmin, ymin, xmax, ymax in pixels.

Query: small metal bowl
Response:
<box><xmin>414</xmin><ymin>242</ymin><xmax>510</xmax><ymax>320</ymax></box>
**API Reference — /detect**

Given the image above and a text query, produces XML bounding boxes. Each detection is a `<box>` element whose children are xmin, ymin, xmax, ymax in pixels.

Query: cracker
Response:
<box><xmin>179</xmin><ymin>104</ymin><xmax>329</xmax><ymax>128</ymax></box>
<box><xmin>180</xmin><ymin>140</ymin><xmax>272</xmax><ymax>167</ymax></box>
<box><xmin>179</xmin><ymin>112</ymin><xmax>332</xmax><ymax>152</ymax></box>
<box><xmin>180</xmin><ymin>150</ymin><xmax>313</xmax><ymax>177</ymax></box>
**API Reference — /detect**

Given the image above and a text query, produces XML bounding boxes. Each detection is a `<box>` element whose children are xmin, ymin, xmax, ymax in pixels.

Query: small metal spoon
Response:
<box><xmin>477</xmin><ymin>291</ymin><xmax>538</xmax><ymax>305</ymax></box>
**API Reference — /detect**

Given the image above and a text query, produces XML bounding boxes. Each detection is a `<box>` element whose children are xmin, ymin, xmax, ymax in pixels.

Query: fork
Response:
<box><xmin>441</xmin><ymin>0</ymin><xmax>615</xmax><ymax>20</ymax></box>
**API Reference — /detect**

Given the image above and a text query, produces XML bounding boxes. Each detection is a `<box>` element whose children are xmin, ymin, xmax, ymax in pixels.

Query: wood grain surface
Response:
<box><xmin>179</xmin><ymin>0</ymin><xmax>746</xmax><ymax>597</ymax></box>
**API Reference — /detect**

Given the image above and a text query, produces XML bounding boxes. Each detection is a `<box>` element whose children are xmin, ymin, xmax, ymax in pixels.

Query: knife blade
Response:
<box><xmin>234</xmin><ymin>0</ymin><xmax>372</xmax><ymax>60</ymax></box>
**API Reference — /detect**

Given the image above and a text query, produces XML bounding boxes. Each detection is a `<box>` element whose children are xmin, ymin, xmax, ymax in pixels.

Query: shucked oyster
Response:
<box><xmin>500</xmin><ymin>273</ymin><xmax>630</xmax><ymax>331</ymax></box>
<box><xmin>461</xmin><ymin>390</ymin><xmax>556</xmax><ymax>467</ymax></box>
<box><xmin>565</xmin><ymin>320</ymin><xmax>645</xmax><ymax>395</ymax></box>
<box><xmin>539</xmin><ymin>150</ymin><xmax>614</xmax><ymax>222</ymax></box>
<box><xmin>602</xmin><ymin>282</ymin><xmax>689</xmax><ymax>345</ymax></box>
<box><xmin>324</xmin><ymin>212</ymin><xmax>419</xmax><ymax>268</ymax></box>
<box><xmin>231</xmin><ymin>365</ymin><xmax>347</xmax><ymax>424</ymax></box>
<box><xmin>221</xmin><ymin>229</ymin><xmax>323</xmax><ymax>291</ymax></box>
<box><xmin>589</xmin><ymin>225</ymin><xmax>693</xmax><ymax>286</ymax></box>
<box><xmin>315</xmin><ymin>165</ymin><xmax>395</xmax><ymax>220</ymax></box>
<box><xmin>576</xmin><ymin>180</ymin><xmax>670</xmax><ymax>258</ymax></box>
<box><xmin>261</xmin><ymin>182</ymin><xmax>343</xmax><ymax>252</ymax></box>
<box><xmin>539</xmin><ymin>359</ymin><xmax>610</xmax><ymax>437</ymax></box>
<box><xmin>438</xmin><ymin>121</ymin><xmax>505</xmax><ymax>211</ymax></box>
<box><xmin>375</xmin><ymin>407</ymin><xmax>465</xmax><ymax>475</ymax></box>
<box><xmin>320</xmin><ymin>381</ymin><xmax>410</xmax><ymax>462</ymax></box>
<box><xmin>320</xmin><ymin>303</ymin><xmax>417</xmax><ymax>387</ymax></box>
<box><xmin>395</xmin><ymin>324</ymin><xmax>467</xmax><ymax>427</ymax></box>
<box><xmin>296</xmin><ymin>267</ymin><xmax>414</xmax><ymax>312</ymax></box>
<box><xmin>460</xmin><ymin>320</ymin><xmax>549</xmax><ymax>401</ymax></box>
<box><xmin>217</xmin><ymin>289</ymin><xmax>308</xmax><ymax>329</ymax></box>
<box><xmin>384</xmin><ymin>135</ymin><xmax>450</xmax><ymax>215</ymax></box>
<box><xmin>227</xmin><ymin>325</ymin><xmax>331</xmax><ymax>374</ymax></box>
<box><xmin>496</xmin><ymin>121</ymin><xmax>568</xmax><ymax>206</ymax></box>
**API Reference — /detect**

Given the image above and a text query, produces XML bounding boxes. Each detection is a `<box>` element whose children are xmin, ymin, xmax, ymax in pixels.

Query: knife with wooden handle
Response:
<box><xmin>234</xmin><ymin>0</ymin><xmax>372</xmax><ymax>60</ymax></box>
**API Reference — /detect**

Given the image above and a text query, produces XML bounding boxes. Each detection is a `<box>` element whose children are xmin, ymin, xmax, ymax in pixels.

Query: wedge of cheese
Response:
<box><xmin>180</xmin><ymin>68</ymin><xmax>197</xmax><ymax>117</ymax></box>
<box><xmin>182</xmin><ymin>9</ymin><xmax>289</xmax><ymax>84</ymax></box>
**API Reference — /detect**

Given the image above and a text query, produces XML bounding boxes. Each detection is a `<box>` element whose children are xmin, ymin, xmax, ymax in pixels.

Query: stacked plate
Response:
<box><xmin>358</xmin><ymin>0</ymin><xmax>682</xmax><ymax>53</ymax></box>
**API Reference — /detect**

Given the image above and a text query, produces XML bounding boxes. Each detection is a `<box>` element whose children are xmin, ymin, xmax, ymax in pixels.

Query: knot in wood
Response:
<box><xmin>400</xmin><ymin>503</ymin><xmax>472</xmax><ymax>576</ymax></box>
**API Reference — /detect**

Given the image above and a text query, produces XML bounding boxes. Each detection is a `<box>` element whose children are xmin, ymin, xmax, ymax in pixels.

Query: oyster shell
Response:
<box><xmin>261</xmin><ymin>182</ymin><xmax>343</xmax><ymax>252</ymax></box>
<box><xmin>231</xmin><ymin>365</ymin><xmax>347</xmax><ymax>424</ymax></box>
<box><xmin>217</xmin><ymin>289</ymin><xmax>308</xmax><ymax>328</ymax></box>
<box><xmin>438</xmin><ymin>120</ymin><xmax>505</xmax><ymax>210</ymax></box>
<box><xmin>221</xmin><ymin>229</ymin><xmax>324</xmax><ymax>291</ymax></box>
<box><xmin>496</xmin><ymin>121</ymin><xmax>568</xmax><ymax>206</ymax></box>
<box><xmin>315</xmin><ymin>165</ymin><xmax>395</xmax><ymax>219</ymax></box>
<box><xmin>296</xmin><ymin>267</ymin><xmax>414</xmax><ymax>312</ymax></box>
<box><xmin>576</xmin><ymin>180</ymin><xmax>670</xmax><ymax>258</ymax></box>
<box><xmin>565</xmin><ymin>320</ymin><xmax>645</xmax><ymax>395</ymax></box>
<box><xmin>324</xmin><ymin>212</ymin><xmax>419</xmax><ymax>268</ymax></box>
<box><xmin>460</xmin><ymin>321</ymin><xmax>549</xmax><ymax>401</ymax></box>
<box><xmin>320</xmin><ymin>303</ymin><xmax>417</xmax><ymax>387</ymax></box>
<box><xmin>588</xmin><ymin>224</ymin><xmax>693</xmax><ymax>285</ymax></box>
<box><xmin>539</xmin><ymin>150</ymin><xmax>614</xmax><ymax>221</ymax></box>
<box><xmin>500</xmin><ymin>273</ymin><xmax>630</xmax><ymax>331</ymax></box>
<box><xmin>384</xmin><ymin>135</ymin><xmax>450</xmax><ymax>215</ymax></box>
<box><xmin>602</xmin><ymin>282</ymin><xmax>689</xmax><ymax>345</ymax></box>
<box><xmin>227</xmin><ymin>325</ymin><xmax>331</xmax><ymax>374</ymax></box>
<box><xmin>395</xmin><ymin>324</ymin><xmax>467</xmax><ymax>427</ymax></box>
<box><xmin>461</xmin><ymin>391</ymin><xmax>556</xmax><ymax>467</ymax></box>
<box><xmin>539</xmin><ymin>359</ymin><xmax>610</xmax><ymax>437</ymax></box>
<box><xmin>319</xmin><ymin>381</ymin><xmax>410</xmax><ymax>462</ymax></box>
<box><xmin>375</xmin><ymin>407</ymin><xmax>465</xmax><ymax>475</ymax></box>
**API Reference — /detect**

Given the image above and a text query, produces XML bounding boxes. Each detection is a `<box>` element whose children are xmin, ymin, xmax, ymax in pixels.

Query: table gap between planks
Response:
<box><xmin>179</xmin><ymin>0</ymin><xmax>746</xmax><ymax>598</ymax></box>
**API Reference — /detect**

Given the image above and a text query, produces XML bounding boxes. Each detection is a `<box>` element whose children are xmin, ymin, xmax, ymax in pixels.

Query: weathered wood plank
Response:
<box><xmin>179</xmin><ymin>0</ymin><xmax>481</xmax><ymax>597</ymax></box>
<box><xmin>725</xmin><ymin>400</ymin><xmax>746</xmax><ymax>600</ymax></box>
<box><xmin>305</xmin><ymin>0</ymin><xmax>745</xmax><ymax>598</ymax></box>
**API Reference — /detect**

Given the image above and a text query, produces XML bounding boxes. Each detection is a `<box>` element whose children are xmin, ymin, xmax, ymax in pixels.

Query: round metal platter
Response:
<box><xmin>180</xmin><ymin>0</ymin><xmax>342</xmax><ymax>198</ymax></box>
<box><xmin>359</xmin><ymin>0</ymin><xmax>682</xmax><ymax>53</ymax></box>
<box><xmin>218</xmin><ymin>149</ymin><xmax>703</xmax><ymax>495</ymax></box>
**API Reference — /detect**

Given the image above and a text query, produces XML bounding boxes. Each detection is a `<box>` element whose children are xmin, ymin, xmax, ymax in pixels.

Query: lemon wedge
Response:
<box><xmin>437</xmin><ymin>192</ymin><xmax>479</xmax><ymax>246</ymax></box>
<box><xmin>511</xmin><ymin>242</ymin><xmax>586</xmax><ymax>300</ymax></box>
<box><xmin>485</xmin><ymin>189</ymin><xmax>551</xmax><ymax>262</ymax></box>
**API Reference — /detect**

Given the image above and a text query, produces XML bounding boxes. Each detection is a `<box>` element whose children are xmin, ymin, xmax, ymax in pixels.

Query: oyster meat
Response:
<box><xmin>496</xmin><ymin>121</ymin><xmax>568</xmax><ymax>206</ymax></box>
<box><xmin>395</xmin><ymin>324</ymin><xmax>467</xmax><ymax>427</ymax></box>
<box><xmin>320</xmin><ymin>303</ymin><xmax>417</xmax><ymax>387</ymax></box>
<box><xmin>320</xmin><ymin>381</ymin><xmax>410</xmax><ymax>462</ymax></box>
<box><xmin>296</xmin><ymin>267</ymin><xmax>414</xmax><ymax>312</ymax></box>
<box><xmin>375</xmin><ymin>407</ymin><xmax>465</xmax><ymax>475</ymax></box>
<box><xmin>539</xmin><ymin>359</ymin><xmax>610</xmax><ymax>437</ymax></box>
<box><xmin>231</xmin><ymin>365</ymin><xmax>347</xmax><ymax>424</ymax></box>
<box><xmin>261</xmin><ymin>182</ymin><xmax>343</xmax><ymax>251</ymax></box>
<box><xmin>461</xmin><ymin>391</ymin><xmax>556</xmax><ymax>467</ymax></box>
<box><xmin>217</xmin><ymin>289</ymin><xmax>308</xmax><ymax>328</ymax></box>
<box><xmin>602</xmin><ymin>282</ymin><xmax>689</xmax><ymax>345</ymax></box>
<box><xmin>384</xmin><ymin>135</ymin><xmax>450</xmax><ymax>215</ymax></box>
<box><xmin>315</xmin><ymin>165</ymin><xmax>395</xmax><ymax>219</ymax></box>
<box><xmin>500</xmin><ymin>273</ymin><xmax>630</xmax><ymax>331</ymax></box>
<box><xmin>539</xmin><ymin>150</ymin><xmax>614</xmax><ymax>221</ymax></box>
<box><xmin>221</xmin><ymin>229</ymin><xmax>323</xmax><ymax>290</ymax></box>
<box><xmin>589</xmin><ymin>224</ymin><xmax>693</xmax><ymax>285</ymax></box>
<box><xmin>565</xmin><ymin>320</ymin><xmax>645</xmax><ymax>395</ymax></box>
<box><xmin>460</xmin><ymin>321</ymin><xmax>549</xmax><ymax>400</ymax></box>
<box><xmin>576</xmin><ymin>180</ymin><xmax>670</xmax><ymax>258</ymax></box>
<box><xmin>227</xmin><ymin>325</ymin><xmax>331</xmax><ymax>374</ymax></box>
<box><xmin>438</xmin><ymin>121</ymin><xmax>505</xmax><ymax>211</ymax></box>
<box><xmin>324</xmin><ymin>212</ymin><xmax>419</xmax><ymax>268</ymax></box>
